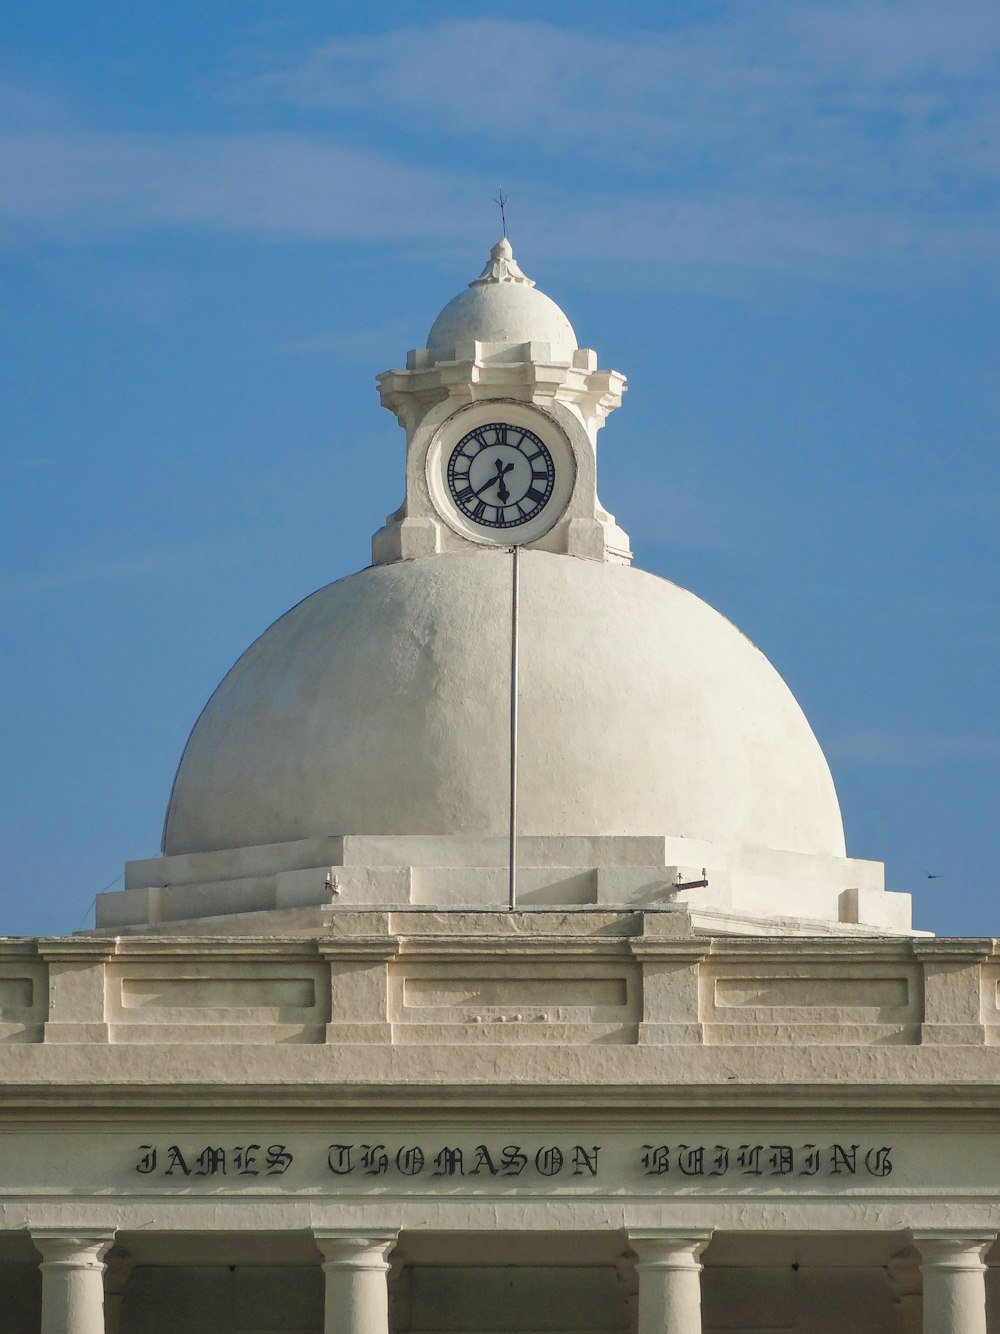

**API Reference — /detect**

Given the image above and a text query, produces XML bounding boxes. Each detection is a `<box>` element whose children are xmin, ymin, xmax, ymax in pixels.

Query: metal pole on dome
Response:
<box><xmin>508</xmin><ymin>543</ymin><xmax>519</xmax><ymax>912</ymax></box>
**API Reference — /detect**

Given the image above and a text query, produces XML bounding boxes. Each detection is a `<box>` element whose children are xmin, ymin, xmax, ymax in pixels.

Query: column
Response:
<box><xmin>912</xmin><ymin>1233</ymin><xmax>995</xmax><ymax>1334</ymax></box>
<box><xmin>33</xmin><ymin>1230</ymin><xmax>115</xmax><ymax>1334</ymax></box>
<box><xmin>314</xmin><ymin>1231</ymin><xmax>398</xmax><ymax>1334</ymax></box>
<box><xmin>630</xmin><ymin>1231</ymin><xmax>713</xmax><ymax>1334</ymax></box>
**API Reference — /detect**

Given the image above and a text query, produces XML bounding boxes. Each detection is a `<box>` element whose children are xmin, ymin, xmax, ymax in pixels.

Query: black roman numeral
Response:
<box><xmin>525</xmin><ymin>487</ymin><xmax>545</xmax><ymax>504</ymax></box>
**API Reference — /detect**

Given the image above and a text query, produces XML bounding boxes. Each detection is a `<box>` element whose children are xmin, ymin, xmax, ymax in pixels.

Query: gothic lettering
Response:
<box><xmin>865</xmin><ymin>1146</ymin><xmax>893</xmax><ymax>1177</ymax></box>
<box><xmin>768</xmin><ymin>1146</ymin><xmax>794</xmax><ymax>1176</ymax></box>
<box><xmin>641</xmin><ymin>1144</ymin><xmax>670</xmax><ymax>1175</ymax></box>
<box><xmin>708</xmin><ymin>1146</ymin><xmax>729</xmax><ymax>1177</ymax></box>
<box><xmin>195</xmin><ymin>1146</ymin><xmax>226</xmax><ymax>1176</ymax></box>
<box><xmin>130</xmin><ymin>1137</ymin><xmax>897</xmax><ymax>1186</ymax></box>
<box><xmin>359</xmin><ymin>1144</ymin><xmax>389</xmax><ymax>1176</ymax></box>
<box><xmin>572</xmin><ymin>1146</ymin><xmax>600</xmax><ymax>1177</ymax></box>
<box><xmin>396</xmin><ymin>1146</ymin><xmax>425</xmax><ymax>1175</ymax></box>
<box><xmin>136</xmin><ymin>1145</ymin><xmax>157</xmax><ymax>1174</ymax></box>
<box><xmin>737</xmin><ymin>1144</ymin><xmax>764</xmax><ymax>1175</ymax></box>
<box><xmin>534</xmin><ymin>1146</ymin><xmax>563</xmax><ymax>1177</ymax></box>
<box><xmin>433</xmin><ymin>1147</ymin><xmax>464</xmax><ymax>1176</ymax></box>
<box><xmin>500</xmin><ymin>1145</ymin><xmax>528</xmax><ymax>1176</ymax></box>
<box><xmin>471</xmin><ymin>1144</ymin><xmax>499</xmax><ymax>1176</ymax></box>
<box><xmin>164</xmin><ymin>1145</ymin><xmax>191</xmax><ymax>1177</ymax></box>
<box><xmin>799</xmin><ymin>1144</ymin><xmax>821</xmax><ymax>1176</ymax></box>
<box><xmin>328</xmin><ymin>1144</ymin><xmax>353</xmax><ymax>1174</ymax></box>
<box><xmin>830</xmin><ymin>1143</ymin><xmax>858</xmax><ymax>1175</ymax></box>
<box><xmin>265</xmin><ymin>1145</ymin><xmax>293</xmax><ymax>1175</ymax></box>
<box><xmin>677</xmin><ymin>1144</ymin><xmax>704</xmax><ymax>1176</ymax></box>
<box><xmin>234</xmin><ymin>1145</ymin><xmax>260</xmax><ymax>1176</ymax></box>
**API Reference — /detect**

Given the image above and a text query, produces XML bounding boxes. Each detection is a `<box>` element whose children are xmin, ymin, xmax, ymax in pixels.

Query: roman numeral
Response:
<box><xmin>455</xmin><ymin>485</ymin><xmax>475</xmax><ymax>503</ymax></box>
<box><xmin>531</xmin><ymin>469</ymin><xmax>549</xmax><ymax>481</ymax></box>
<box><xmin>525</xmin><ymin>487</ymin><xmax>545</xmax><ymax>504</ymax></box>
<box><xmin>473</xmin><ymin>500</ymin><xmax>487</xmax><ymax>521</ymax></box>
<box><xmin>493</xmin><ymin>425</ymin><xmax>508</xmax><ymax>446</ymax></box>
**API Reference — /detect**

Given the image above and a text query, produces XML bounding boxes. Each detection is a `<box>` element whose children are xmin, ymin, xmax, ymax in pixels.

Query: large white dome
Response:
<box><xmin>163</xmin><ymin>551</ymin><xmax>845</xmax><ymax>860</ymax></box>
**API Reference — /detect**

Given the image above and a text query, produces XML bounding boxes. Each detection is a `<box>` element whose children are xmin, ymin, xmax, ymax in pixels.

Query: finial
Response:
<box><xmin>494</xmin><ymin>187</ymin><xmax>509</xmax><ymax>239</ymax></box>
<box><xmin>469</xmin><ymin>236</ymin><xmax>536</xmax><ymax>289</ymax></box>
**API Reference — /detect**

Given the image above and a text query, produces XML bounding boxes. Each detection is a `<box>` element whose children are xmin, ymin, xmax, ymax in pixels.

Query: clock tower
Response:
<box><xmin>372</xmin><ymin>237</ymin><xmax>632</xmax><ymax>564</ymax></box>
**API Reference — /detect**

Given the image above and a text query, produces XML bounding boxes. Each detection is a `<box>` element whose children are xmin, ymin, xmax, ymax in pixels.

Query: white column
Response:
<box><xmin>314</xmin><ymin>1232</ymin><xmax>398</xmax><ymax>1334</ymax></box>
<box><xmin>913</xmin><ymin>1234</ymin><xmax>994</xmax><ymax>1334</ymax></box>
<box><xmin>33</xmin><ymin>1230</ymin><xmax>115</xmax><ymax>1334</ymax></box>
<box><xmin>630</xmin><ymin>1231</ymin><xmax>713</xmax><ymax>1334</ymax></box>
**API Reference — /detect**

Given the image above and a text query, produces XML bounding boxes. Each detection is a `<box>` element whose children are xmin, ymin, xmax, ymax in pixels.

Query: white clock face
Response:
<box><xmin>427</xmin><ymin>405</ymin><xmax>575</xmax><ymax>546</ymax></box>
<box><xmin>446</xmin><ymin>422</ymin><xmax>556</xmax><ymax>530</ymax></box>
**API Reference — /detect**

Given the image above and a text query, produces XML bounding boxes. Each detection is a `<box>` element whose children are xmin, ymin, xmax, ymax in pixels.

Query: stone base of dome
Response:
<box><xmin>97</xmin><ymin>833</ymin><xmax>915</xmax><ymax>937</ymax></box>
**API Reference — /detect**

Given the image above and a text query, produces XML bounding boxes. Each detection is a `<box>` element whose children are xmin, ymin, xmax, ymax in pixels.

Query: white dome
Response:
<box><xmin>163</xmin><ymin>551</ymin><xmax>845</xmax><ymax>860</ymax></box>
<box><xmin>427</xmin><ymin>283</ymin><xmax>577</xmax><ymax>359</ymax></box>
<box><xmin>425</xmin><ymin>237</ymin><xmax>578</xmax><ymax>360</ymax></box>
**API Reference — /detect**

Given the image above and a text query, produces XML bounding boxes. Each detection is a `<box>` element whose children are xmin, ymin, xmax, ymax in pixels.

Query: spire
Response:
<box><xmin>469</xmin><ymin>237</ymin><xmax>536</xmax><ymax>289</ymax></box>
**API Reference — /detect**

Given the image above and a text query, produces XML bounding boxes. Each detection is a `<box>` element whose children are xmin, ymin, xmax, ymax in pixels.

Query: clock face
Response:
<box><xmin>445</xmin><ymin>422</ymin><xmax>556</xmax><ymax>530</ymax></box>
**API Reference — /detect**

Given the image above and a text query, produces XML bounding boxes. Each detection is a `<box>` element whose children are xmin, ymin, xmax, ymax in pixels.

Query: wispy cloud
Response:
<box><xmin>0</xmin><ymin>131</ymin><xmax>483</xmax><ymax>243</ymax></box>
<box><xmin>829</xmin><ymin>729</ymin><xmax>1000</xmax><ymax>764</ymax></box>
<box><xmin>0</xmin><ymin>546</ymin><xmax>233</xmax><ymax>600</ymax></box>
<box><xmin>1</xmin><ymin>5</ymin><xmax>997</xmax><ymax>281</ymax></box>
<box><xmin>238</xmin><ymin>6</ymin><xmax>1000</xmax><ymax>201</ymax></box>
<box><xmin>1</xmin><ymin>126</ymin><xmax>995</xmax><ymax>283</ymax></box>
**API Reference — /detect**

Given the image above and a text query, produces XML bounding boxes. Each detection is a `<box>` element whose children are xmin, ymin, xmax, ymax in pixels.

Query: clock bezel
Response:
<box><xmin>426</xmin><ymin>403</ymin><xmax>575</xmax><ymax>546</ymax></box>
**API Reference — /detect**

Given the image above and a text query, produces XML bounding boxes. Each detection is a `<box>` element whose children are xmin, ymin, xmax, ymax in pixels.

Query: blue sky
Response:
<box><xmin>2</xmin><ymin>1</ymin><xmax>998</xmax><ymax>937</ymax></box>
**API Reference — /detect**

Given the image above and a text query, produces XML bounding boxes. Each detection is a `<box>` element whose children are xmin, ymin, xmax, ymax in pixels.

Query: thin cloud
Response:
<box><xmin>0</xmin><ymin>546</ymin><xmax>234</xmax><ymax>600</ymax></box>
<box><xmin>2</xmin><ymin>4</ymin><xmax>997</xmax><ymax>281</ymax></box>
<box><xmin>0</xmin><ymin>131</ymin><xmax>483</xmax><ymax>242</ymax></box>
<box><xmin>0</xmin><ymin>127</ymin><xmax>995</xmax><ymax>284</ymax></box>
<box><xmin>829</xmin><ymin>729</ymin><xmax>1000</xmax><ymax>764</ymax></box>
<box><xmin>236</xmin><ymin>7</ymin><xmax>1000</xmax><ymax>199</ymax></box>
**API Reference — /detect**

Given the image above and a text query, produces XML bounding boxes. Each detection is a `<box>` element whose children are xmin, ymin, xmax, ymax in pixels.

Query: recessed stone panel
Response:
<box><xmin>701</xmin><ymin>960</ymin><xmax>920</xmax><ymax>1043</ymax></box>
<box><xmin>108</xmin><ymin>961</ymin><xmax>328</xmax><ymax>1042</ymax></box>
<box><xmin>714</xmin><ymin>976</ymin><xmax>909</xmax><ymax>1009</ymax></box>
<box><xmin>403</xmin><ymin>977</ymin><xmax>627</xmax><ymax>1009</ymax></box>
<box><xmin>0</xmin><ymin>964</ymin><xmax>46</xmax><ymax>1042</ymax></box>
<box><xmin>121</xmin><ymin>977</ymin><xmax>316</xmax><ymax>1010</ymax></box>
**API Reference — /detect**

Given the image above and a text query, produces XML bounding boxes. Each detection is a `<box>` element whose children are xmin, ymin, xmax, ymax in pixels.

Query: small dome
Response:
<box><xmin>163</xmin><ymin>551</ymin><xmax>846</xmax><ymax>861</ymax></box>
<box><xmin>426</xmin><ymin>238</ymin><xmax>577</xmax><ymax>360</ymax></box>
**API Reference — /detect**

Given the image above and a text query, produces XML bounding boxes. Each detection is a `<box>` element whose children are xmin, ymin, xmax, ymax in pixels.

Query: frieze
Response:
<box><xmin>132</xmin><ymin>1139</ymin><xmax>892</xmax><ymax>1182</ymax></box>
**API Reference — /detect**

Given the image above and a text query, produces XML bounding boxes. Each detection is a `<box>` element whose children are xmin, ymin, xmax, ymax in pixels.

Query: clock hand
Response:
<box><xmin>470</xmin><ymin>460</ymin><xmax>515</xmax><ymax>498</ymax></box>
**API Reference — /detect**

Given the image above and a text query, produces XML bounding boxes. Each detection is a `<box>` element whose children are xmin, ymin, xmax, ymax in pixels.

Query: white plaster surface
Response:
<box><xmin>163</xmin><ymin>551</ymin><xmax>845</xmax><ymax>869</ymax></box>
<box><xmin>425</xmin><ymin>238</ymin><xmax>578</xmax><ymax>363</ymax></box>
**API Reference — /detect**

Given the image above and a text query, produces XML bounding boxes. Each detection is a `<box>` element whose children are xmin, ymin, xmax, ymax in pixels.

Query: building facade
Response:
<box><xmin>3</xmin><ymin>241</ymin><xmax>998</xmax><ymax>1334</ymax></box>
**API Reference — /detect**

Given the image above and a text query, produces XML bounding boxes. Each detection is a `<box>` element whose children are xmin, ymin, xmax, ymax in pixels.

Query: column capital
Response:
<box><xmin>314</xmin><ymin>1231</ymin><xmax>398</xmax><ymax>1269</ymax></box>
<box><xmin>911</xmin><ymin>1232</ymin><xmax>995</xmax><ymax>1270</ymax></box>
<box><xmin>629</xmin><ymin>1230</ymin><xmax>713</xmax><ymax>1269</ymax></box>
<box><xmin>32</xmin><ymin>1230</ymin><xmax>116</xmax><ymax>1265</ymax></box>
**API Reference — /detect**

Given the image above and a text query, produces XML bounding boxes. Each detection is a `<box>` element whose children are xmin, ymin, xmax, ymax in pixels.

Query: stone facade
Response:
<box><xmin>1</xmin><ymin>913</ymin><xmax>1000</xmax><ymax>1329</ymax></box>
<box><xmin>7</xmin><ymin>241</ymin><xmax>994</xmax><ymax>1332</ymax></box>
